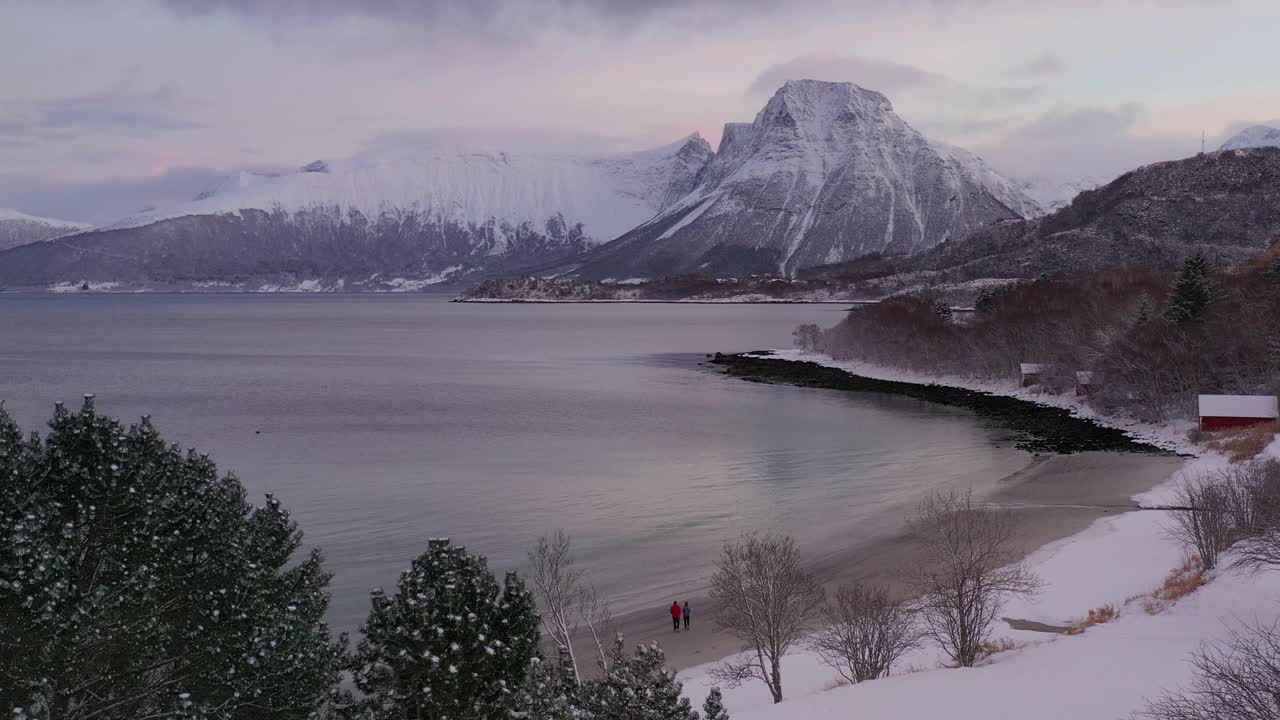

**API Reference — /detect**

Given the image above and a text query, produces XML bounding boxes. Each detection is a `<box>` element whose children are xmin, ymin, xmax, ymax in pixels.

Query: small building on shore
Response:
<box><xmin>1198</xmin><ymin>394</ymin><xmax>1279</xmax><ymax>432</ymax></box>
<box><xmin>1020</xmin><ymin>363</ymin><xmax>1048</xmax><ymax>388</ymax></box>
<box><xmin>1075</xmin><ymin>371</ymin><xmax>1095</xmax><ymax>397</ymax></box>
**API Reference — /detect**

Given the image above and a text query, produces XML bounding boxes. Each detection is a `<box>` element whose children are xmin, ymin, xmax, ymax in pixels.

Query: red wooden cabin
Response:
<box><xmin>1198</xmin><ymin>395</ymin><xmax>1279</xmax><ymax>432</ymax></box>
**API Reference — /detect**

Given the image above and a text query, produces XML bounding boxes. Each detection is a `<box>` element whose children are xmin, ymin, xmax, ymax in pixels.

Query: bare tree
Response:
<box><xmin>527</xmin><ymin>530</ymin><xmax>617</xmax><ymax>683</ymax></box>
<box><xmin>576</xmin><ymin>580</ymin><xmax>616</xmax><ymax>673</ymax></box>
<box><xmin>807</xmin><ymin>583</ymin><xmax>922</xmax><ymax>684</ymax></box>
<box><xmin>909</xmin><ymin>490</ymin><xmax>1040</xmax><ymax>667</ymax></box>
<box><xmin>1167</xmin><ymin>474</ymin><xmax>1235</xmax><ymax>570</ymax></box>
<box><xmin>1138</xmin><ymin>621</ymin><xmax>1280</xmax><ymax>720</ymax></box>
<box><xmin>709</xmin><ymin>532</ymin><xmax>825</xmax><ymax>704</ymax></box>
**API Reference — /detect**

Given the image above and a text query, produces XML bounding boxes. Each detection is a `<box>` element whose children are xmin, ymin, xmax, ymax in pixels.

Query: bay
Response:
<box><xmin>0</xmin><ymin>294</ymin><xmax>1030</xmax><ymax>631</ymax></box>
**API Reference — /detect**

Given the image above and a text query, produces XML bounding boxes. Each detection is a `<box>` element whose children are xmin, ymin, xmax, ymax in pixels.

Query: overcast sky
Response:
<box><xmin>3</xmin><ymin>0</ymin><xmax>1279</xmax><ymax>223</ymax></box>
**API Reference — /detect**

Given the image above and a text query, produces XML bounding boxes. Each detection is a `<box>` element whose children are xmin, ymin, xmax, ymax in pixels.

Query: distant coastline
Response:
<box><xmin>707</xmin><ymin>351</ymin><xmax>1172</xmax><ymax>455</ymax></box>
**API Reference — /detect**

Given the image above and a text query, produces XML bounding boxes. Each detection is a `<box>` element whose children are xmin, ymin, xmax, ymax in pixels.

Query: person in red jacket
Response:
<box><xmin>670</xmin><ymin>601</ymin><xmax>682</xmax><ymax>632</ymax></box>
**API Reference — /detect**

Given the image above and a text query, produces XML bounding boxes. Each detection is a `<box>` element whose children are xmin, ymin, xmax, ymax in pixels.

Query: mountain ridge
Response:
<box><xmin>0</xmin><ymin>81</ymin><xmax>1036</xmax><ymax>290</ymax></box>
<box><xmin>556</xmin><ymin>80</ymin><xmax>1040</xmax><ymax>281</ymax></box>
<box><xmin>0</xmin><ymin>209</ymin><xmax>92</xmax><ymax>252</ymax></box>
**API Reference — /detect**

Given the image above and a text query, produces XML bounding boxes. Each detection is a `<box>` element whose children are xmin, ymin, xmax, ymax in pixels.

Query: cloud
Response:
<box><xmin>0</xmin><ymin>86</ymin><xmax>203</xmax><ymax>147</ymax></box>
<box><xmin>746</xmin><ymin>52</ymin><xmax>1041</xmax><ymax>115</ymax></box>
<box><xmin>1010</xmin><ymin>53</ymin><xmax>1062</xmax><ymax>76</ymax></box>
<box><xmin>0</xmin><ymin>166</ymin><xmax>261</xmax><ymax>225</ymax></box>
<box><xmin>972</xmin><ymin>104</ymin><xmax>1196</xmax><ymax>182</ymax></box>
<box><xmin>161</xmin><ymin>0</ymin><xmax>787</xmax><ymax>39</ymax></box>
<box><xmin>1218</xmin><ymin>117</ymin><xmax>1280</xmax><ymax>141</ymax></box>
<box><xmin>748</xmin><ymin>53</ymin><xmax>946</xmax><ymax>97</ymax></box>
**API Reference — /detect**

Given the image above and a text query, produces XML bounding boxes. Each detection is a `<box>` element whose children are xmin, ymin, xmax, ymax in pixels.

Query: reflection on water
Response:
<box><xmin>0</xmin><ymin>294</ymin><xmax>1029</xmax><ymax>631</ymax></box>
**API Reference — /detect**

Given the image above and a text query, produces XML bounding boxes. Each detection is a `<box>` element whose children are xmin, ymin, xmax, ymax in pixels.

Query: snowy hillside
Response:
<box><xmin>562</xmin><ymin>80</ymin><xmax>1040</xmax><ymax>280</ymax></box>
<box><xmin>1012</xmin><ymin>175</ymin><xmax>1105</xmax><ymax>213</ymax></box>
<box><xmin>0</xmin><ymin>135</ymin><xmax>714</xmax><ymax>289</ymax></box>
<box><xmin>0</xmin><ymin>209</ymin><xmax>91</xmax><ymax>252</ymax></box>
<box><xmin>101</xmin><ymin>134</ymin><xmax>713</xmax><ymax>246</ymax></box>
<box><xmin>1220</xmin><ymin>124</ymin><xmax>1280</xmax><ymax>150</ymax></box>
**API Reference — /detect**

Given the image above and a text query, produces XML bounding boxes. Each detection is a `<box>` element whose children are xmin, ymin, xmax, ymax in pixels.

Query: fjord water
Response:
<box><xmin>0</xmin><ymin>294</ymin><xmax>1029</xmax><ymax>631</ymax></box>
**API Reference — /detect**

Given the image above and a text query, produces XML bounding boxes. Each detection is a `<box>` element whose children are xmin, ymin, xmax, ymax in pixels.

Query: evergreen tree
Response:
<box><xmin>1265</xmin><ymin>252</ymin><xmax>1280</xmax><ymax>283</ymax></box>
<box><xmin>1164</xmin><ymin>250</ymin><xmax>1216</xmax><ymax>324</ymax></box>
<box><xmin>348</xmin><ymin>538</ymin><xmax>540</xmax><ymax>720</ymax></box>
<box><xmin>578</xmin><ymin>639</ymin><xmax>697</xmax><ymax>720</ymax></box>
<box><xmin>974</xmin><ymin>287</ymin><xmax>1000</xmax><ymax>313</ymax></box>
<box><xmin>514</xmin><ymin>652</ymin><xmax>578</xmax><ymax>720</ymax></box>
<box><xmin>701</xmin><ymin>687</ymin><xmax>729</xmax><ymax>720</ymax></box>
<box><xmin>0</xmin><ymin>398</ymin><xmax>345</xmax><ymax>720</ymax></box>
<box><xmin>1131</xmin><ymin>293</ymin><xmax>1154</xmax><ymax>327</ymax></box>
<box><xmin>934</xmin><ymin>302</ymin><xmax>953</xmax><ymax>322</ymax></box>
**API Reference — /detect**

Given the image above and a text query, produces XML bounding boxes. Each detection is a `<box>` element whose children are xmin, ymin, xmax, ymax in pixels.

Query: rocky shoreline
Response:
<box><xmin>707</xmin><ymin>352</ymin><xmax>1170</xmax><ymax>455</ymax></box>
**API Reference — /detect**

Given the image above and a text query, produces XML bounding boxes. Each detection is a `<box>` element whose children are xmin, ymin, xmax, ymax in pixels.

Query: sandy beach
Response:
<box><xmin>593</xmin><ymin>450</ymin><xmax>1185</xmax><ymax>672</ymax></box>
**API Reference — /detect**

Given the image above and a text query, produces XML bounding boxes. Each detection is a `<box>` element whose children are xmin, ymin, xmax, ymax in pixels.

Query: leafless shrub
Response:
<box><xmin>807</xmin><ymin>584</ymin><xmax>922</xmax><ymax>684</ymax></box>
<box><xmin>793</xmin><ymin>323</ymin><xmax>824</xmax><ymax>352</ymax></box>
<box><xmin>1230</xmin><ymin>460</ymin><xmax>1280</xmax><ymax>572</ymax></box>
<box><xmin>528</xmin><ymin>529</ymin><xmax>617</xmax><ymax>681</ymax></box>
<box><xmin>1137</xmin><ymin>620</ymin><xmax>1280</xmax><ymax>720</ymax></box>
<box><xmin>1167</xmin><ymin>475</ymin><xmax>1234</xmax><ymax>570</ymax></box>
<box><xmin>908</xmin><ymin>490</ymin><xmax>1041</xmax><ymax>668</ymax></box>
<box><xmin>1221</xmin><ymin>460</ymin><xmax>1280</xmax><ymax>541</ymax></box>
<box><xmin>710</xmin><ymin>532</ymin><xmax>825</xmax><ymax>704</ymax></box>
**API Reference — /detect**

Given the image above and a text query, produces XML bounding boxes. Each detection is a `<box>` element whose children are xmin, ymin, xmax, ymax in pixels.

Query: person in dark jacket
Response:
<box><xmin>670</xmin><ymin>601</ymin><xmax>682</xmax><ymax>631</ymax></box>
<box><xmin>682</xmin><ymin>601</ymin><xmax>691</xmax><ymax>630</ymax></box>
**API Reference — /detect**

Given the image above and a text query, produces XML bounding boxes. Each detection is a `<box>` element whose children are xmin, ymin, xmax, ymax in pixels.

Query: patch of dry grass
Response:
<box><xmin>1138</xmin><ymin>555</ymin><xmax>1207</xmax><ymax>615</ymax></box>
<box><xmin>978</xmin><ymin>637</ymin><xmax>1022</xmax><ymax>659</ymax></box>
<box><xmin>1064</xmin><ymin>604</ymin><xmax>1120</xmax><ymax>635</ymax></box>
<box><xmin>821</xmin><ymin>676</ymin><xmax>851</xmax><ymax>691</ymax></box>
<box><xmin>1203</xmin><ymin>421</ymin><xmax>1280</xmax><ymax>463</ymax></box>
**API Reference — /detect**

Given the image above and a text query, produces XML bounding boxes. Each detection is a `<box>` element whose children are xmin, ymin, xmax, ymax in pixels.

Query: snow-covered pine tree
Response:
<box><xmin>1164</xmin><ymin>250</ymin><xmax>1216</xmax><ymax>324</ymax></box>
<box><xmin>514</xmin><ymin>651</ymin><xmax>579</xmax><ymax>720</ymax></box>
<box><xmin>0</xmin><ymin>398</ymin><xmax>345</xmax><ymax>720</ymax></box>
<box><xmin>347</xmin><ymin>538</ymin><xmax>540</xmax><ymax>720</ymax></box>
<box><xmin>701</xmin><ymin>687</ymin><xmax>729</xmax><ymax>720</ymax></box>
<box><xmin>578</xmin><ymin>638</ymin><xmax>697</xmax><ymax>720</ymax></box>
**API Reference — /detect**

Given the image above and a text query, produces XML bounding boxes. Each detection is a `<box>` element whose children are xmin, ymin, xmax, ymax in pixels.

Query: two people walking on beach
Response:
<box><xmin>670</xmin><ymin>600</ymin><xmax>691</xmax><ymax>631</ymax></box>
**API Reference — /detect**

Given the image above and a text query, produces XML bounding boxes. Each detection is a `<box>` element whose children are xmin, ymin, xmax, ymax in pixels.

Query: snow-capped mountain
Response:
<box><xmin>560</xmin><ymin>80</ymin><xmax>1041</xmax><ymax>280</ymax></box>
<box><xmin>0</xmin><ymin>209</ymin><xmax>91</xmax><ymax>252</ymax></box>
<box><xmin>0</xmin><ymin>135</ymin><xmax>714</xmax><ymax>288</ymax></box>
<box><xmin>1220</xmin><ymin>125</ymin><xmax>1280</xmax><ymax>151</ymax></box>
<box><xmin>102</xmin><ymin>134</ymin><xmax>713</xmax><ymax>243</ymax></box>
<box><xmin>1012</xmin><ymin>175</ymin><xmax>1106</xmax><ymax>213</ymax></box>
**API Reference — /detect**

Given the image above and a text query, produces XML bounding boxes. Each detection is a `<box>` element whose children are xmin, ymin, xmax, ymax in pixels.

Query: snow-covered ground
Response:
<box><xmin>678</xmin><ymin>351</ymin><xmax>1280</xmax><ymax>719</ymax></box>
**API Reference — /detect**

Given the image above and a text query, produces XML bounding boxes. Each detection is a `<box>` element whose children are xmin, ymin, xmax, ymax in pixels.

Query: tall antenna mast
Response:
<box><xmin>1201</xmin><ymin>130</ymin><xmax>1206</xmax><ymax>154</ymax></box>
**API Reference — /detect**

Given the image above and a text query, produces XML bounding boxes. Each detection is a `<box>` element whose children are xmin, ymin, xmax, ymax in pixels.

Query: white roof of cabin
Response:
<box><xmin>1020</xmin><ymin>363</ymin><xmax>1047</xmax><ymax>374</ymax></box>
<box><xmin>1076</xmin><ymin>371</ymin><xmax>1094</xmax><ymax>384</ymax></box>
<box><xmin>1198</xmin><ymin>395</ymin><xmax>1279</xmax><ymax>419</ymax></box>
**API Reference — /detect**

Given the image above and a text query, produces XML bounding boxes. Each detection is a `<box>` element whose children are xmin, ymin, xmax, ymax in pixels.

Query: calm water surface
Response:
<box><xmin>0</xmin><ymin>294</ymin><xmax>1029</xmax><ymax>631</ymax></box>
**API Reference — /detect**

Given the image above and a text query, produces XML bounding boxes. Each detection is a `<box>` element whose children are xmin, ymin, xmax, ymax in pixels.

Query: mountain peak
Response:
<box><xmin>756</xmin><ymin>79</ymin><xmax>899</xmax><ymax>145</ymax></box>
<box><xmin>1220</xmin><ymin>124</ymin><xmax>1280</xmax><ymax>151</ymax></box>
<box><xmin>774</xmin><ymin>79</ymin><xmax>893</xmax><ymax>110</ymax></box>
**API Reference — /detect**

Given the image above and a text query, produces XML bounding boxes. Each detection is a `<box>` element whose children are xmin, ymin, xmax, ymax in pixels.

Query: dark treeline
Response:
<box><xmin>801</xmin><ymin>253</ymin><xmax>1280</xmax><ymax>422</ymax></box>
